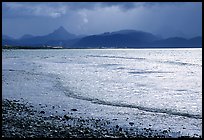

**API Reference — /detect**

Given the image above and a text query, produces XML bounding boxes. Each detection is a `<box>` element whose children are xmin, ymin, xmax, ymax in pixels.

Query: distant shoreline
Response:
<box><xmin>2</xmin><ymin>46</ymin><xmax>202</xmax><ymax>50</ymax></box>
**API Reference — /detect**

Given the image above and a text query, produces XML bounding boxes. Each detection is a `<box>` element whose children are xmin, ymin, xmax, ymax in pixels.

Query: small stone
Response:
<box><xmin>40</xmin><ymin>111</ymin><xmax>45</xmax><ymax>114</ymax></box>
<box><xmin>64</xmin><ymin>115</ymin><xmax>71</xmax><ymax>120</ymax></box>
<box><xmin>71</xmin><ymin>109</ymin><xmax>77</xmax><ymax>111</ymax></box>
<box><xmin>129</xmin><ymin>122</ymin><xmax>134</xmax><ymax>126</ymax></box>
<box><xmin>29</xmin><ymin>126</ymin><xmax>33</xmax><ymax>128</ymax></box>
<box><xmin>116</xmin><ymin>125</ymin><xmax>119</xmax><ymax>129</ymax></box>
<box><xmin>163</xmin><ymin>130</ymin><xmax>168</xmax><ymax>133</ymax></box>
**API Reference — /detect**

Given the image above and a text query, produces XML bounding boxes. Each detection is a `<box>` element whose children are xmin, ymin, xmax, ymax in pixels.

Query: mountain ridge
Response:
<box><xmin>2</xmin><ymin>26</ymin><xmax>202</xmax><ymax>48</ymax></box>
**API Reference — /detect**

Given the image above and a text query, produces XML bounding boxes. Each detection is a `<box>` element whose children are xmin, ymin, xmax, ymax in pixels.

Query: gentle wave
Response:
<box><xmin>87</xmin><ymin>55</ymin><xmax>146</xmax><ymax>60</ymax></box>
<box><xmin>54</xmin><ymin>61</ymin><xmax>67</xmax><ymax>64</ymax></box>
<box><xmin>64</xmin><ymin>90</ymin><xmax>201</xmax><ymax>119</ymax></box>
<box><xmin>55</xmin><ymin>79</ymin><xmax>201</xmax><ymax>119</ymax></box>
<box><xmin>129</xmin><ymin>71</ymin><xmax>172</xmax><ymax>74</ymax></box>
<box><xmin>97</xmin><ymin>64</ymin><xmax>120</xmax><ymax>67</ymax></box>
<box><xmin>3</xmin><ymin>69</ymin><xmax>26</xmax><ymax>72</ymax></box>
<box><xmin>159</xmin><ymin>60</ymin><xmax>201</xmax><ymax>67</ymax></box>
<box><xmin>87</xmin><ymin>55</ymin><xmax>201</xmax><ymax>67</ymax></box>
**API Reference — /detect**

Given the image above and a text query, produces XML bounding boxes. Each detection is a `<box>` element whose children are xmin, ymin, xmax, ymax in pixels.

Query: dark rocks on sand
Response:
<box><xmin>2</xmin><ymin>99</ymin><xmax>200</xmax><ymax>138</ymax></box>
<box><xmin>119</xmin><ymin>127</ymin><xmax>122</xmax><ymax>131</ymax></box>
<box><xmin>64</xmin><ymin>115</ymin><xmax>71</xmax><ymax>120</ymax></box>
<box><xmin>40</xmin><ymin>111</ymin><xmax>45</xmax><ymax>114</ymax></box>
<box><xmin>129</xmin><ymin>122</ymin><xmax>134</xmax><ymax>126</ymax></box>
<box><xmin>30</xmin><ymin>112</ymin><xmax>35</xmax><ymax>115</ymax></box>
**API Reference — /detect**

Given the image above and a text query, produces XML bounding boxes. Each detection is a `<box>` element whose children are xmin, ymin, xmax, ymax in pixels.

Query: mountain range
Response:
<box><xmin>2</xmin><ymin>26</ymin><xmax>202</xmax><ymax>48</ymax></box>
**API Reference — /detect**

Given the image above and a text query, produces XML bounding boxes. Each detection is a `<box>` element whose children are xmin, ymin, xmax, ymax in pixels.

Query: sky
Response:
<box><xmin>2</xmin><ymin>2</ymin><xmax>202</xmax><ymax>39</ymax></box>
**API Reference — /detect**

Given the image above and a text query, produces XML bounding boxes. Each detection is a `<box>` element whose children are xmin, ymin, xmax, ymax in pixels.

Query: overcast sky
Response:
<box><xmin>2</xmin><ymin>2</ymin><xmax>202</xmax><ymax>39</ymax></box>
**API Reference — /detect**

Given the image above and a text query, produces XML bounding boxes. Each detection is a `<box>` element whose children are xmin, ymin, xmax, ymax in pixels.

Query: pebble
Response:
<box><xmin>64</xmin><ymin>115</ymin><xmax>71</xmax><ymax>120</ymax></box>
<box><xmin>129</xmin><ymin>122</ymin><xmax>134</xmax><ymax>126</ymax></box>
<box><xmin>119</xmin><ymin>127</ymin><xmax>122</xmax><ymax>131</ymax></box>
<box><xmin>40</xmin><ymin>111</ymin><xmax>45</xmax><ymax>114</ymax></box>
<box><xmin>2</xmin><ymin>99</ymin><xmax>199</xmax><ymax>138</ymax></box>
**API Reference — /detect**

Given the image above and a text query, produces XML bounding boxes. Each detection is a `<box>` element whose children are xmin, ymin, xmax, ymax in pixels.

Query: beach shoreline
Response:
<box><xmin>2</xmin><ymin>98</ymin><xmax>200</xmax><ymax>138</ymax></box>
<box><xmin>2</xmin><ymin>49</ymin><xmax>202</xmax><ymax>138</ymax></box>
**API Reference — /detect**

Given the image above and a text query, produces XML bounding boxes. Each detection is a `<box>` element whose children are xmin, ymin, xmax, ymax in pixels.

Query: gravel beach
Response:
<box><xmin>2</xmin><ymin>99</ymin><xmax>199</xmax><ymax>138</ymax></box>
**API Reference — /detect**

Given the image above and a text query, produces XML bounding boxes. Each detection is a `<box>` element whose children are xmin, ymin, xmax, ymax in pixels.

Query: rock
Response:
<box><xmin>40</xmin><ymin>111</ymin><xmax>45</xmax><ymax>114</ymax></box>
<box><xmin>64</xmin><ymin>115</ymin><xmax>71</xmax><ymax>120</ymax></box>
<box><xmin>71</xmin><ymin>109</ymin><xmax>77</xmax><ymax>111</ymax></box>
<box><xmin>116</xmin><ymin>125</ymin><xmax>119</xmax><ymax>129</ymax></box>
<box><xmin>104</xmin><ymin>135</ymin><xmax>115</xmax><ymax>138</ymax></box>
<box><xmin>29</xmin><ymin>125</ymin><xmax>33</xmax><ymax>129</ymax></box>
<box><xmin>129</xmin><ymin>122</ymin><xmax>134</xmax><ymax>126</ymax></box>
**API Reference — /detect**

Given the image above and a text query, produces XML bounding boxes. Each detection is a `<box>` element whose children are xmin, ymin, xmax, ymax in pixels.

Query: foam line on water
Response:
<box><xmin>128</xmin><ymin>71</ymin><xmax>172</xmax><ymax>74</ymax></box>
<box><xmin>54</xmin><ymin>77</ymin><xmax>201</xmax><ymax>120</ymax></box>
<box><xmin>158</xmin><ymin>60</ymin><xmax>201</xmax><ymax>67</ymax></box>
<box><xmin>87</xmin><ymin>55</ymin><xmax>146</xmax><ymax>60</ymax></box>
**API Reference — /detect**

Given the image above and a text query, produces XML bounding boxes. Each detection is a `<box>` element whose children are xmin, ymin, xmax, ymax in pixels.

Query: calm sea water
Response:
<box><xmin>3</xmin><ymin>49</ymin><xmax>202</xmax><ymax>118</ymax></box>
<box><xmin>2</xmin><ymin>48</ymin><xmax>202</xmax><ymax>136</ymax></box>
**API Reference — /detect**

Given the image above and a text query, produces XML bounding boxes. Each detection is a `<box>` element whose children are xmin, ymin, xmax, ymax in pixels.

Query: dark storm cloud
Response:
<box><xmin>3</xmin><ymin>2</ymin><xmax>67</xmax><ymax>18</ymax></box>
<box><xmin>3</xmin><ymin>2</ymin><xmax>185</xmax><ymax>18</ymax></box>
<box><xmin>2</xmin><ymin>2</ymin><xmax>202</xmax><ymax>39</ymax></box>
<box><xmin>3</xmin><ymin>2</ymin><xmax>135</xmax><ymax>18</ymax></box>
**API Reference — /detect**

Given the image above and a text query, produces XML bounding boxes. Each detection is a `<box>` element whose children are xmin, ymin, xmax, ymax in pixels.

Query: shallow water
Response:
<box><xmin>2</xmin><ymin>48</ymin><xmax>202</xmax><ymax>137</ymax></box>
